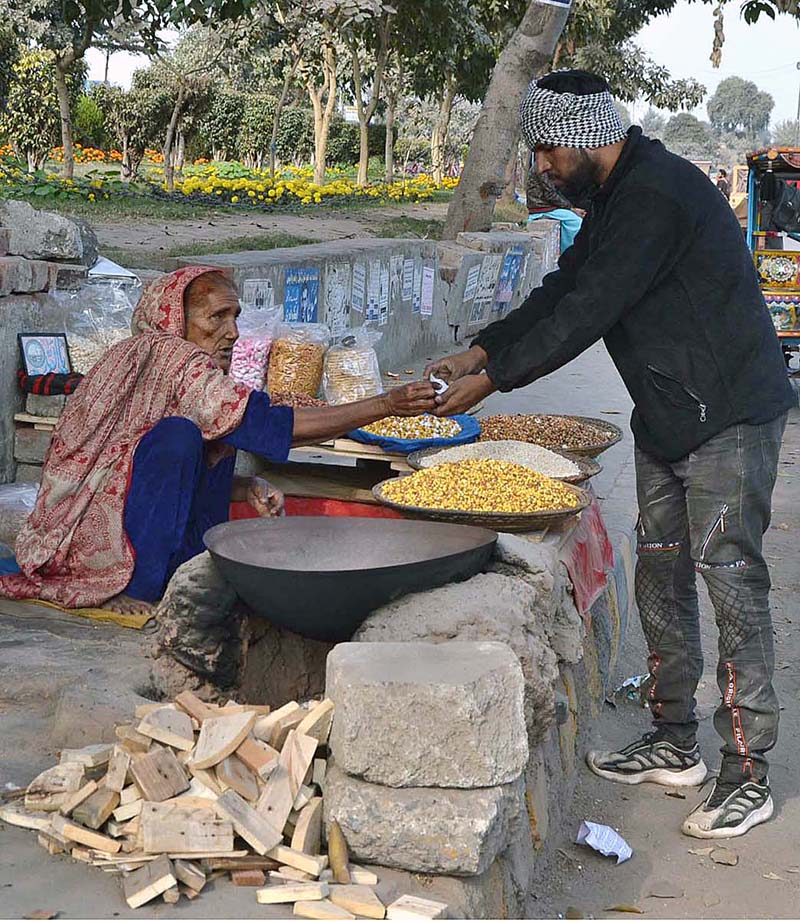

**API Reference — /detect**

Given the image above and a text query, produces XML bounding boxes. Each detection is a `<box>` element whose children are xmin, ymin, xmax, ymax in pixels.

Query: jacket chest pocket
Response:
<box><xmin>647</xmin><ymin>364</ymin><xmax>707</xmax><ymax>423</ymax></box>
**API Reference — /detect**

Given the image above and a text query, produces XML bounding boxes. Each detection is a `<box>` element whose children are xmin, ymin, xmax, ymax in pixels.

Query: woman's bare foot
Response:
<box><xmin>100</xmin><ymin>593</ymin><xmax>155</xmax><ymax>616</ymax></box>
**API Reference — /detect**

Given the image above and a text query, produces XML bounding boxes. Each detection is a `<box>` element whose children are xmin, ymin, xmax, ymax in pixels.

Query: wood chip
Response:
<box><xmin>297</xmin><ymin>699</ymin><xmax>334</xmax><ymax>743</ymax></box>
<box><xmin>254</xmin><ymin>702</ymin><xmax>305</xmax><ymax>749</ymax></box>
<box><xmin>329</xmin><ymin>884</ymin><xmax>386</xmax><ymax>920</ymax></box>
<box><xmin>112</xmin><ymin>799</ymin><xmax>143</xmax><ymax>822</ymax></box>
<box><xmin>214</xmin><ymin>789</ymin><xmax>282</xmax><ymax>855</ymax></box>
<box><xmin>348</xmin><ymin>865</ymin><xmax>379</xmax><ymax>887</ymax></box>
<box><xmin>216</xmin><ymin>754</ymin><xmax>259</xmax><ymax>801</ymax></box>
<box><xmin>386</xmin><ymin>894</ymin><xmax>448</xmax><ymax>920</ymax></box>
<box><xmin>115</xmin><ymin>725</ymin><xmax>151</xmax><ymax>754</ymax></box>
<box><xmin>59</xmin><ymin>744</ymin><xmax>112</xmax><ymax>768</ymax></box>
<box><xmin>187</xmin><ymin>763</ymin><xmax>224</xmax><ymax>795</ymax></box>
<box><xmin>173</xmin><ymin>858</ymin><xmax>206</xmax><ymax>892</ymax></box>
<box><xmin>710</xmin><ymin>847</ymin><xmax>739</xmax><ymax>866</ymax></box>
<box><xmin>104</xmin><ymin>746</ymin><xmax>132</xmax><ymax>793</ymax></box>
<box><xmin>231</xmin><ymin>869</ymin><xmax>266</xmax><ymax>886</ymax></box>
<box><xmin>50</xmin><ymin>813</ymin><xmax>121</xmax><ymax>853</ymax></box>
<box><xmin>256</xmin><ymin>882</ymin><xmax>329</xmax><ymax>904</ymax></box>
<box><xmin>174</xmin><ymin>691</ymin><xmax>218</xmax><ymax>723</ymax></box>
<box><xmin>138</xmin><ymin>706</ymin><xmax>195</xmax><ymax>752</ymax></box>
<box><xmin>294</xmin><ymin>899</ymin><xmax>356</xmax><ymax>920</ymax></box>
<box><xmin>0</xmin><ymin>804</ymin><xmax>55</xmax><ymax>832</ymax></box>
<box><xmin>59</xmin><ymin>780</ymin><xmax>98</xmax><ymax>817</ymax></box>
<box><xmin>123</xmin><ymin>855</ymin><xmax>177</xmax><ymax>908</ymax></box>
<box><xmin>140</xmin><ymin>801</ymin><xmax>234</xmax><ymax>854</ymax></box>
<box><xmin>72</xmin><ymin>788</ymin><xmax>119</xmax><ymax>830</ymax></box>
<box><xmin>292</xmin><ymin>797</ymin><xmax>323</xmax><ymax>855</ymax></box>
<box><xmin>37</xmin><ymin>830</ymin><xmax>68</xmax><ymax>856</ymax></box>
<box><xmin>202</xmin><ymin>855</ymin><xmax>279</xmax><ymax>871</ymax></box>
<box><xmin>294</xmin><ymin>784</ymin><xmax>317</xmax><ymax>812</ymax></box>
<box><xmin>192</xmin><ymin>712</ymin><xmax>256</xmax><ymax>770</ymax></box>
<box><xmin>129</xmin><ymin>748</ymin><xmax>189</xmax><ymax>802</ymax></box>
<box><xmin>256</xmin><ymin>733</ymin><xmax>299</xmax><ymax>833</ymax></box>
<box><xmin>236</xmin><ymin>736</ymin><xmax>279</xmax><ymax>780</ymax></box>
<box><xmin>312</xmin><ymin>759</ymin><xmax>327</xmax><ymax>787</ymax></box>
<box><xmin>119</xmin><ymin>783</ymin><xmax>142</xmax><ymax>806</ymax></box>
<box><xmin>25</xmin><ymin>763</ymin><xmax>85</xmax><ymax>812</ymax></box>
<box><xmin>277</xmin><ymin>866</ymin><xmax>313</xmax><ymax>881</ymax></box>
<box><xmin>162</xmin><ymin>885</ymin><xmax>180</xmax><ymax>904</ymax></box>
<box><xmin>268</xmin><ymin>844</ymin><xmax>328</xmax><ymax>878</ymax></box>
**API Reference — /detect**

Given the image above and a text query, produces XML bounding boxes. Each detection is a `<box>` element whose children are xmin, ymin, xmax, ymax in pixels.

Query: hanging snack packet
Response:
<box><xmin>267</xmin><ymin>322</ymin><xmax>331</xmax><ymax>398</ymax></box>
<box><xmin>323</xmin><ymin>329</ymin><xmax>383</xmax><ymax>405</ymax></box>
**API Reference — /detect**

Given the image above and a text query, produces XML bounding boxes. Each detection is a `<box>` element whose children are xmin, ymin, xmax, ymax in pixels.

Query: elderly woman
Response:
<box><xmin>0</xmin><ymin>266</ymin><xmax>435</xmax><ymax>615</ymax></box>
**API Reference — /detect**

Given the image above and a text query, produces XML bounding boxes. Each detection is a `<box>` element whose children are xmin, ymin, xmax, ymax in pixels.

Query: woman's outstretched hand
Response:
<box><xmin>385</xmin><ymin>381</ymin><xmax>438</xmax><ymax>417</ymax></box>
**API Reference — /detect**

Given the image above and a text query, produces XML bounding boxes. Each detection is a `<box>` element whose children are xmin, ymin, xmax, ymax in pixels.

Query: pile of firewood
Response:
<box><xmin>0</xmin><ymin>691</ymin><xmax>447</xmax><ymax>919</ymax></box>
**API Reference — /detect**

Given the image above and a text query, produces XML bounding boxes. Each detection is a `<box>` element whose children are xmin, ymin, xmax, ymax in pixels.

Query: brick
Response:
<box><xmin>25</xmin><ymin>394</ymin><xmax>67</xmax><ymax>418</ymax></box>
<box><xmin>14</xmin><ymin>426</ymin><xmax>53</xmax><ymax>464</ymax></box>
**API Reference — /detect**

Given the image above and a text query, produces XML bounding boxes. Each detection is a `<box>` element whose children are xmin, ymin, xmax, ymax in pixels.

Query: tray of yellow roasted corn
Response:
<box><xmin>372</xmin><ymin>458</ymin><xmax>591</xmax><ymax>531</ymax></box>
<box><xmin>348</xmin><ymin>413</ymin><xmax>481</xmax><ymax>454</ymax></box>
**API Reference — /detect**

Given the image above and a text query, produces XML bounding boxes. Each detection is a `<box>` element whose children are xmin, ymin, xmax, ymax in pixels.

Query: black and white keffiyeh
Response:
<box><xmin>519</xmin><ymin>79</ymin><xmax>626</xmax><ymax>149</ymax></box>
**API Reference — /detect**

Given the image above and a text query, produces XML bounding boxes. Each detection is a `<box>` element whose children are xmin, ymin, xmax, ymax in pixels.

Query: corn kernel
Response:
<box><xmin>362</xmin><ymin>415</ymin><xmax>462</xmax><ymax>440</ymax></box>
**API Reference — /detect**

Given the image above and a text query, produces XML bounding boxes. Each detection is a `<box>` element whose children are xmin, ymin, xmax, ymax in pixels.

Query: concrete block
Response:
<box><xmin>14</xmin><ymin>426</ymin><xmax>52</xmax><ymax>464</ymax></box>
<box><xmin>13</xmin><ymin>463</ymin><xmax>43</xmax><ymax>485</ymax></box>
<box><xmin>327</xmin><ymin>641</ymin><xmax>527</xmax><ymax>789</ymax></box>
<box><xmin>324</xmin><ymin>762</ymin><xmax>524</xmax><ymax>876</ymax></box>
<box><xmin>0</xmin><ymin>228</ymin><xmax>9</xmax><ymax>257</ymax></box>
<box><xmin>25</xmin><ymin>394</ymin><xmax>67</xmax><ymax>418</ymax></box>
<box><xmin>48</xmin><ymin>262</ymin><xmax>88</xmax><ymax>290</ymax></box>
<box><xmin>0</xmin><ymin>200</ymin><xmax>98</xmax><ymax>264</ymax></box>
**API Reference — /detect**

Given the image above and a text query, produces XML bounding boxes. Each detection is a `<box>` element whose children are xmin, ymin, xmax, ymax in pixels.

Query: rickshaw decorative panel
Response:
<box><xmin>764</xmin><ymin>291</ymin><xmax>800</xmax><ymax>333</ymax></box>
<box><xmin>754</xmin><ymin>251</ymin><xmax>800</xmax><ymax>290</ymax></box>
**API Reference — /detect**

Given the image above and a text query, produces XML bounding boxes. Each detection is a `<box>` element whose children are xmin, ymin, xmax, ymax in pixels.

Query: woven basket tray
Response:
<box><xmin>407</xmin><ymin>446</ymin><xmax>602</xmax><ymax>485</ymax></box>
<box><xmin>479</xmin><ymin>415</ymin><xmax>623</xmax><ymax>459</ymax></box>
<box><xmin>372</xmin><ymin>479</ymin><xmax>591</xmax><ymax>533</ymax></box>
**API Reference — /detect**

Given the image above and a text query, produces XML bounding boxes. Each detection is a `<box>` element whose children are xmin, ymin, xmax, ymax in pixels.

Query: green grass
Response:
<box><xmin>10</xmin><ymin>191</ymin><xmax>228</xmax><ymax>221</ymax></box>
<box><xmin>376</xmin><ymin>215</ymin><xmax>444</xmax><ymax>239</ymax></box>
<box><xmin>103</xmin><ymin>231</ymin><xmax>316</xmax><ymax>271</ymax></box>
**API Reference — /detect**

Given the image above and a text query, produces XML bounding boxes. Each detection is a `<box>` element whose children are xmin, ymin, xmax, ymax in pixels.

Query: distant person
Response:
<box><xmin>716</xmin><ymin>168</ymin><xmax>731</xmax><ymax>200</ymax></box>
<box><xmin>526</xmin><ymin>165</ymin><xmax>584</xmax><ymax>252</ymax></box>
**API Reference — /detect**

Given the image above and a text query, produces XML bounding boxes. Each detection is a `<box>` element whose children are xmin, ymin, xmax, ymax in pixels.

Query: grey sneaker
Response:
<box><xmin>682</xmin><ymin>777</ymin><xmax>774</xmax><ymax>838</ymax></box>
<box><xmin>586</xmin><ymin>731</ymin><xmax>708</xmax><ymax>786</ymax></box>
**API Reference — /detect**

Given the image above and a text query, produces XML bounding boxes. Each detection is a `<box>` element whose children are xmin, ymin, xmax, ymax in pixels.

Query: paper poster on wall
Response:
<box><xmin>469</xmin><ymin>296</ymin><xmax>491</xmax><ymax>326</ymax></box>
<box><xmin>351</xmin><ymin>263</ymin><xmax>366</xmax><ymax>314</ymax></box>
<box><xmin>463</xmin><ymin>264</ymin><xmax>481</xmax><ymax>302</ymax></box>
<box><xmin>494</xmin><ymin>246</ymin><xmax>525</xmax><ymax>311</ymax></box>
<box><xmin>379</xmin><ymin>266</ymin><xmax>391</xmax><ymax>326</ymax></box>
<box><xmin>390</xmin><ymin>255</ymin><xmax>403</xmax><ymax>301</ymax></box>
<box><xmin>402</xmin><ymin>257</ymin><xmax>415</xmax><ymax>301</ymax></box>
<box><xmin>412</xmin><ymin>261</ymin><xmax>423</xmax><ymax>314</ymax></box>
<box><xmin>468</xmin><ymin>254</ymin><xmax>502</xmax><ymax>326</ymax></box>
<box><xmin>324</xmin><ymin>264</ymin><xmax>352</xmax><ymax>337</ymax></box>
<box><xmin>242</xmin><ymin>278</ymin><xmax>275</xmax><ymax>312</ymax></box>
<box><xmin>421</xmin><ymin>265</ymin><xmax>435</xmax><ymax>317</ymax></box>
<box><xmin>367</xmin><ymin>260</ymin><xmax>382</xmax><ymax>322</ymax></box>
<box><xmin>284</xmin><ymin>267</ymin><xmax>320</xmax><ymax>323</ymax></box>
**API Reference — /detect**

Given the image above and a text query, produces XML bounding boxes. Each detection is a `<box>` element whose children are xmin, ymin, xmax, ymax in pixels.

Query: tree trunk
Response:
<box><xmin>431</xmin><ymin>73</ymin><xmax>457</xmax><ymax>185</ymax></box>
<box><xmin>385</xmin><ymin>91</ymin><xmax>396</xmax><ymax>183</ymax></box>
<box><xmin>351</xmin><ymin>18</ymin><xmax>391</xmax><ymax>188</ymax></box>
<box><xmin>358</xmin><ymin>120</ymin><xmax>370</xmax><ymax>186</ymax></box>
<box><xmin>308</xmin><ymin>44</ymin><xmax>337</xmax><ymax>187</ymax></box>
<box><xmin>271</xmin><ymin>56</ymin><xmax>300</xmax><ymax>179</ymax></box>
<box><xmin>54</xmin><ymin>63</ymin><xmax>76</xmax><ymax>181</ymax></box>
<box><xmin>442</xmin><ymin>0</ymin><xmax>572</xmax><ymax>239</ymax></box>
<box><xmin>176</xmin><ymin>132</ymin><xmax>186</xmax><ymax>171</ymax></box>
<box><xmin>498</xmin><ymin>131</ymin><xmax>521</xmax><ymax>206</ymax></box>
<box><xmin>163</xmin><ymin>87</ymin><xmax>186</xmax><ymax>193</ymax></box>
<box><xmin>121</xmin><ymin>137</ymin><xmax>131</xmax><ymax>181</ymax></box>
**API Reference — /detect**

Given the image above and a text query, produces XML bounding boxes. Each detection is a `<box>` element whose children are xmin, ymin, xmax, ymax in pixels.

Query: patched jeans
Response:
<box><xmin>634</xmin><ymin>413</ymin><xmax>787</xmax><ymax>783</ymax></box>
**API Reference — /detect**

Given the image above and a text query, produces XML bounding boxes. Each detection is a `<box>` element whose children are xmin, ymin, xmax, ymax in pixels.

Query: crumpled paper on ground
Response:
<box><xmin>576</xmin><ymin>820</ymin><xmax>633</xmax><ymax>864</ymax></box>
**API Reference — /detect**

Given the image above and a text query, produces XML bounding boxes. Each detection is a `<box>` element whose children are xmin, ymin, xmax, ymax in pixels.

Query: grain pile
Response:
<box><xmin>68</xmin><ymin>329</ymin><xmax>130</xmax><ymax>375</ymax></box>
<box><xmin>270</xmin><ymin>392</ymin><xmax>328</xmax><ymax>409</ymax></box>
<box><xmin>362</xmin><ymin>415</ymin><xmax>462</xmax><ymax>440</ymax></box>
<box><xmin>479</xmin><ymin>414</ymin><xmax>616</xmax><ymax>452</ymax></box>
<box><xmin>0</xmin><ymin>693</ymin><xmax>447</xmax><ymax>919</ymax></box>
<box><xmin>417</xmin><ymin>440</ymin><xmax>581</xmax><ymax>480</ymax></box>
<box><xmin>381</xmin><ymin>459</ymin><xmax>581</xmax><ymax>514</ymax></box>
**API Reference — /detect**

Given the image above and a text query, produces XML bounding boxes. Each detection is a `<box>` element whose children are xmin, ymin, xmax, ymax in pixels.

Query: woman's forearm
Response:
<box><xmin>292</xmin><ymin>394</ymin><xmax>392</xmax><ymax>445</ymax></box>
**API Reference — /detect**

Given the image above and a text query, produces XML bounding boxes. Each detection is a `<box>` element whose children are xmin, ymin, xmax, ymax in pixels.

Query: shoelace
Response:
<box><xmin>706</xmin><ymin>779</ymin><xmax>752</xmax><ymax>809</ymax></box>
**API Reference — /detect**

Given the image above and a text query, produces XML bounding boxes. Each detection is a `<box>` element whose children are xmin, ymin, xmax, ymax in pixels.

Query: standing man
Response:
<box><xmin>716</xmin><ymin>168</ymin><xmax>731</xmax><ymax>201</ymax></box>
<box><xmin>427</xmin><ymin>69</ymin><xmax>797</xmax><ymax>839</ymax></box>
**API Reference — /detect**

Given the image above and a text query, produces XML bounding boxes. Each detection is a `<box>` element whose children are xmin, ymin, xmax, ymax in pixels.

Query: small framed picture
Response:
<box><xmin>18</xmin><ymin>333</ymin><xmax>72</xmax><ymax>376</ymax></box>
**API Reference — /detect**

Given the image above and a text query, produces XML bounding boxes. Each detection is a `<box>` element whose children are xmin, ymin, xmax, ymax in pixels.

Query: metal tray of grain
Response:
<box><xmin>407</xmin><ymin>445</ymin><xmax>602</xmax><ymax>484</ymax></box>
<box><xmin>478</xmin><ymin>414</ymin><xmax>623</xmax><ymax>458</ymax></box>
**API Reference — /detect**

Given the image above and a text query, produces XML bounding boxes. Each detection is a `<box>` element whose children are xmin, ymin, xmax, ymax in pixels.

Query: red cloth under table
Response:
<box><xmin>230</xmin><ymin>499</ymin><xmax>404</xmax><ymax>520</ymax></box>
<box><xmin>559</xmin><ymin>493</ymin><xmax>614</xmax><ymax>616</ymax></box>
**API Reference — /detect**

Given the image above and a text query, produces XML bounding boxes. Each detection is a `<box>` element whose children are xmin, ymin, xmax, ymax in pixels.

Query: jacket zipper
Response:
<box><xmin>701</xmin><ymin>504</ymin><xmax>728</xmax><ymax>560</ymax></box>
<box><xmin>647</xmin><ymin>364</ymin><xmax>708</xmax><ymax>423</ymax></box>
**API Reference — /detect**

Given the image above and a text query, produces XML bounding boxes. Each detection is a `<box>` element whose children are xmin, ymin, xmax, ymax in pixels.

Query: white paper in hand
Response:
<box><xmin>576</xmin><ymin>820</ymin><xmax>632</xmax><ymax>864</ymax></box>
<box><xmin>429</xmin><ymin>373</ymin><xmax>449</xmax><ymax>395</ymax></box>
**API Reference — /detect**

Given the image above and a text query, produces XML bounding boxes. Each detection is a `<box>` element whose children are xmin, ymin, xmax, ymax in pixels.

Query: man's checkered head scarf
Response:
<box><xmin>519</xmin><ymin>75</ymin><xmax>626</xmax><ymax>150</ymax></box>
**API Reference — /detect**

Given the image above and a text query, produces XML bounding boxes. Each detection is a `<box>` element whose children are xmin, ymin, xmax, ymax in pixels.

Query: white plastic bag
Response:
<box><xmin>323</xmin><ymin>329</ymin><xmax>383</xmax><ymax>405</ymax></box>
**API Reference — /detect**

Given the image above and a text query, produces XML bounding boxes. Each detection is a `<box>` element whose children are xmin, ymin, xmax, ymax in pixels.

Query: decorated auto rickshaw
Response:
<box><xmin>746</xmin><ymin>147</ymin><xmax>800</xmax><ymax>368</ymax></box>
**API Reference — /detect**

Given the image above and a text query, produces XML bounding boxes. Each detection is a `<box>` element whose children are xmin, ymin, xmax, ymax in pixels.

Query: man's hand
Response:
<box><xmin>433</xmin><ymin>374</ymin><xmax>496</xmax><ymax>416</ymax></box>
<box><xmin>385</xmin><ymin>381</ymin><xmax>437</xmax><ymax>417</ymax></box>
<box><xmin>246</xmin><ymin>476</ymin><xmax>285</xmax><ymax>517</ymax></box>
<box><xmin>424</xmin><ymin>345</ymin><xmax>488</xmax><ymax>384</ymax></box>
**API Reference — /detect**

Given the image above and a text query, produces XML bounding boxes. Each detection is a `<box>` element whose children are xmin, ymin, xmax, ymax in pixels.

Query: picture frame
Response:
<box><xmin>18</xmin><ymin>333</ymin><xmax>72</xmax><ymax>376</ymax></box>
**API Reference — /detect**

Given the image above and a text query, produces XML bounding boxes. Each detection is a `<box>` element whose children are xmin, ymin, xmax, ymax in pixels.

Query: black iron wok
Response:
<box><xmin>204</xmin><ymin>516</ymin><xmax>497</xmax><ymax>642</ymax></box>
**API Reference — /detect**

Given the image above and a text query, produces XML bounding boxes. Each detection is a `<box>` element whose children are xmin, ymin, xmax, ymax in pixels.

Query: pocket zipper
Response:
<box><xmin>647</xmin><ymin>364</ymin><xmax>708</xmax><ymax>423</ymax></box>
<box><xmin>701</xmin><ymin>504</ymin><xmax>728</xmax><ymax>560</ymax></box>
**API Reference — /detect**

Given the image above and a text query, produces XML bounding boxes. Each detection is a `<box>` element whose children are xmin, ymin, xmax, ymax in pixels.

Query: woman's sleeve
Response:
<box><xmin>219</xmin><ymin>391</ymin><xmax>294</xmax><ymax>462</ymax></box>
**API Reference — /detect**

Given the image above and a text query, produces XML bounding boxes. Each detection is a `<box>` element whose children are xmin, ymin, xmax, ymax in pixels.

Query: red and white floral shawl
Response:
<box><xmin>0</xmin><ymin>266</ymin><xmax>251</xmax><ymax>608</ymax></box>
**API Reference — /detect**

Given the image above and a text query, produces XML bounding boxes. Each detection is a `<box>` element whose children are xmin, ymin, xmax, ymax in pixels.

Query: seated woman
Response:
<box><xmin>0</xmin><ymin>266</ymin><xmax>435</xmax><ymax>616</ymax></box>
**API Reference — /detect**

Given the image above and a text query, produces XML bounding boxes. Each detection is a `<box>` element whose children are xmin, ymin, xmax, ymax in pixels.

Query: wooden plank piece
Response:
<box><xmin>256</xmin><ymin>882</ymin><xmax>329</xmax><ymax>905</ymax></box>
<box><xmin>72</xmin><ymin>787</ymin><xmax>119</xmax><ymax>830</ymax></box>
<box><xmin>236</xmin><ymin>736</ymin><xmax>279</xmax><ymax>780</ymax></box>
<box><xmin>312</xmin><ymin>759</ymin><xmax>326</xmax><ymax>787</ymax></box>
<box><xmin>50</xmin><ymin>813</ymin><xmax>121</xmax><ymax>853</ymax></box>
<box><xmin>112</xmin><ymin>799</ymin><xmax>143</xmax><ymax>822</ymax></box>
<box><xmin>276</xmin><ymin>866</ymin><xmax>313</xmax><ymax>882</ymax></box>
<box><xmin>59</xmin><ymin>744</ymin><xmax>112</xmax><ymax>768</ymax></box>
<box><xmin>115</xmin><ymin>724</ymin><xmax>151</xmax><ymax>754</ymax></box>
<box><xmin>123</xmin><ymin>855</ymin><xmax>177</xmax><ymax>908</ymax></box>
<box><xmin>0</xmin><ymin>804</ymin><xmax>51</xmax><ymax>831</ymax></box>
<box><xmin>202</xmin><ymin>855</ymin><xmax>278</xmax><ymax>871</ymax></box>
<box><xmin>25</xmin><ymin>762</ymin><xmax>85</xmax><ymax>812</ymax></box>
<box><xmin>255</xmin><ymin>732</ymin><xmax>296</xmax><ymax>833</ymax></box>
<box><xmin>162</xmin><ymin>885</ymin><xmax>181</xmax><ymax>903</ymax></box>
<box><xmin>140</xmin><ymin>801</ymin><xmax>234</xmax><ymax>854</ymax></box>
<box><xmin>216</xmin><ymin>754</ymin><xmax>259</xmax><ymax>801</ymax></box>
<box><xmin>296</xmin><ymin>699</ymin><xmax>334</xmax><ymax>745</ymax></box>
<box><xmin>385</xmin><ymin>895</ymin><xmax>448</xmax><ymax>920</ymax></box>
<box><xmin>293</xmin><ymin>784</ymin><xmax>316</xmax><ymax>812</ymax></box>
<box><xmin>173</xmin><ymin>859</ymin><xmax>206</xmax><ymax>892</ymax></box>
<box><xmin>288</xmin><ymin>733</ymin><xmax>318</xmax><ymax>799</ymax></box>
<box><xmin>138</xmin><ymin>706</ymin><xmax>195</xmax><ymax>752</ymax></box>
<box><xmin>294</xmin><ymin>899</ymin><xmax>356</xmax><ymax>921</ymax></box>
<box><xmin>104</xmin><ymin>746</ymin><xmax>132</xmax><ymax>793</ymax></box>
<box><xmin>214</xmin><ymin>789</ymin><xmax>282</xmax><ymax>856</ymax></box>
<box><xmin>129</xmin><ymin>747</ymin><xmax>189</xmax><ymax>802</ymax></box>
<box><xmin>329</xmin><ymin>884</ymin><xmax>386</xmax><ymax>920</ymax></box>
<box><xmin>174</xmin><ymin>690</ymin><xmax>218</xmax><ymax>723</ymax></box>
<box><xmin>267</xmin><ymin>844</ymin><xmax>328</xmax><ymax>878</ymax></box>
<box><xmin>253</xmin><ymin>701</ymin><xmax>300</xmax><ymax>743</ymax></box>
<box><xmin>59</xmin><ymin>780</ymin><xmax>98</xmax><ymax>817</ymax></box>
<box><xmin>291</xmin><ymin>797</ymin><xmax>323</xmax><ymax>856</ymax></box>
<box><xmin>192</xmin><ymin>711</ymin><xmax>256</xmax><ymax>770</ymax></box>
<box><xmin>119</xmin><ymin>783</ymin><xmax>142</xmax><ymax>805</ymax></box>
<box><xmin>231</xmin><ymin>869</ymin><xmax>266</xmax><ymax>887</ymax></box>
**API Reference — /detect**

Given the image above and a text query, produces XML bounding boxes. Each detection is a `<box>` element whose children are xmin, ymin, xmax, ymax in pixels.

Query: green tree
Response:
<box><xmin>273</xmin><ymin>107</ymin><xmax>315</xmax><ymax>165</ymax></box>
<box><xmin>662</xmin><ymin>112</ymin><xmax>718</xmax><ymax>160</ymax></box>
<box><xmin>773</xmin><ymin>119</ymin><xmax>800</xmax><ymax>147</ymax></box>
<box><xmin>200</xmin><ymin>88</ymin><xmax>246</xmax><ymax>161</ymax></box>
<box><xmin>707</xmin><ymin>76</ymin><xmax>773</xmax><ymax>137</ymax></box>
<box><xmin>641</xmin><ymin>107</ymin><xmax>667</xmax><ymax>139</ymax></box>
<box><xmin>237</xmin><ymin>93</ymin><xmax>278</xmax><ymax>168</ymax></box>
<box><xmin>74</xmin><ymin>94</ymin><xmax>108</xmax><ymax>148</ymax></box>
<box><xmin>1</xmin><ymin>49</ymin><xmax>61</xmax><ymax>170</ymax></box>
<box><xmin>0</xmin><ymin>26</ymin><xmax>18</xmax><ymax>112</ymax></box>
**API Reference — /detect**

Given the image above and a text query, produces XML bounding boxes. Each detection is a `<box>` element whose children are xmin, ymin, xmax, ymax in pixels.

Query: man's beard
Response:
<box><xmin>559</xmin><ymin>150</ymin><xmax>603</xmax><ymax>208</ymax></box>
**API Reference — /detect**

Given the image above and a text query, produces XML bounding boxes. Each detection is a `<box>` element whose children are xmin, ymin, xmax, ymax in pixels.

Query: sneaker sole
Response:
<box><xmin>681</xmin><ymin>795</ymin><xmax>774</xmax><ymax>839</ymax></box>
<box><xmin>586</xmin><ymin>753</ymin><xmax>708</xmax><ymax>787</ymax></box>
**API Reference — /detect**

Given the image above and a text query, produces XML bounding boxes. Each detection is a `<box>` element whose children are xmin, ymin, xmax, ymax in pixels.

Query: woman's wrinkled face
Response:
<box><xmin>185</xmin><ymin>284</ymin><xmax>241</xmax><ymax>372</ymax></box>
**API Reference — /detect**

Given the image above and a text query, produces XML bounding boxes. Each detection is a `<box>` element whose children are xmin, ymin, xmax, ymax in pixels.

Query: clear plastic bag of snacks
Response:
<box><xmin>267</xmin><ymin>323</ymin><xmax>331</xmax><ymax>398</ymax></box>
<box><xmin>55</xmin><ymin>281</ymin><xmax>135</xmax><ymax>374</ymax></box>
<box><xmin>230</xmin><ymin>308</ymin><xmax>281</xmax><ymax>390</ymax></box>
<box><xmin>323</xmin><ymin>329</ymin><xmax>383</xmax><ymax>405</ymax></box>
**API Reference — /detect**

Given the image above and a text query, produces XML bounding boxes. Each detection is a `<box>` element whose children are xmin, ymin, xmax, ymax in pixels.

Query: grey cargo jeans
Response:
<box><xmin>634</xmin><ymin>413</ymin><xmax>787</xmax><ymax>783</ymax></box>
